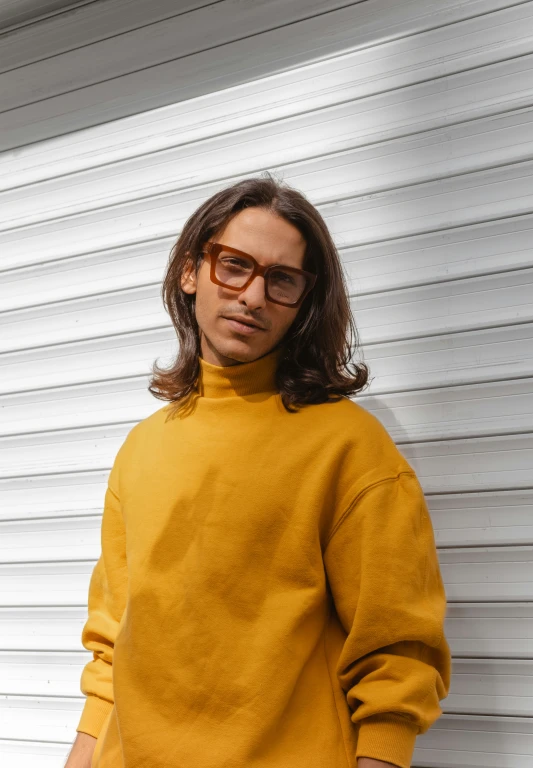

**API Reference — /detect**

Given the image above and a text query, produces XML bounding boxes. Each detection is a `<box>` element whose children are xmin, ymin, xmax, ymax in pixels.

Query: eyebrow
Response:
<box><xmin>223</xmin><ymin>243</ymin><xmax>294</xmax><ymax>269</ymax></box>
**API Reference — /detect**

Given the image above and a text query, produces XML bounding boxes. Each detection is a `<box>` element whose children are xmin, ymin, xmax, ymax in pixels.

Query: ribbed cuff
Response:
<box><xmin>355</xmin><ymin>713</ymin><xmax>419</xmax><ymax>768</ymax></box>
<box><xmin>76</xmin><ymin>695</ymin><xmax>114</xmax><ymax>739</ymax></box>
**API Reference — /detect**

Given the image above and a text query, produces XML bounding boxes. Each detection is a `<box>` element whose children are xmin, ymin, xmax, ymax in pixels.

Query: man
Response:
<box><xmin>66</xmin><ymin>173</ymin><xmax>451</xmax><ymax>768</ymax></box>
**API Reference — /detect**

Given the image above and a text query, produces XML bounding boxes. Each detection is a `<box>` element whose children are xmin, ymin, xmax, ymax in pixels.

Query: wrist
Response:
<box><xmin>358</xmin><ymin>758</ymin><xmax>403</xmax><ymax>768</ymax></box>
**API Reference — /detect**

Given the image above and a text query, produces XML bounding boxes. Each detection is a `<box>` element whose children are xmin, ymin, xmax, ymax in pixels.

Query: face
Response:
<box><xmin>180</xmin><ymin>207</ymin><xmax>307</xmax><ymax>366</ymax></box>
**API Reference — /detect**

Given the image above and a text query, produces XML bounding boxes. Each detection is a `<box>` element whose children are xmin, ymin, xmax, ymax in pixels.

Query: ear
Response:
<box><xmin>181</xmin><ymin>251</ymin><xmax>197</xmax><ymax>295</ymax></box>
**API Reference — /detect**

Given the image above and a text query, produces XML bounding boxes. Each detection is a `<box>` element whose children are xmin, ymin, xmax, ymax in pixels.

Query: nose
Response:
<box><xmin>237</xmin><ymin>274</ymin><xmax>267</xmax><ymax>310</ymax></box>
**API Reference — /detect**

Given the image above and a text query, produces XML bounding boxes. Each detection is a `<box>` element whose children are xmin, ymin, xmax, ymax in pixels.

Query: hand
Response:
<box><xmin>64</xmin><ymin>731</ymin><xmax>97</xmax><ymax>768</ymax></box>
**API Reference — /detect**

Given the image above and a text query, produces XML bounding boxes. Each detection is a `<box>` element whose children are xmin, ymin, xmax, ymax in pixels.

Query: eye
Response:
<box><xmin>271</xmin><ymin>269</ymin><xmax>296</xmax><ymax>285</ymax></box>
<box><xmin>219</xmin><ymin>257</ymin><xmax>246</xmax><ymax>269</ymax></box>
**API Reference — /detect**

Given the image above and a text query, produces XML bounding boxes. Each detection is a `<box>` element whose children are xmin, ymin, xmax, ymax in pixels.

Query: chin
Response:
<box><xmin>207</xmin><ymin>336</ymin><xmax>256</xmax><ymax>365</ymax></box>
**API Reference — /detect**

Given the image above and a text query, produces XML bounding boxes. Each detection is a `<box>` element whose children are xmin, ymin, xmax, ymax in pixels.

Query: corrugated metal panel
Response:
<box><xmin>0</xmin><ymin>1</ymin><xmax>91</xmax><ymax>31</ymax></box>
<box><xmin>0</xmin><ymin>0</ymin><xmax>525</xmax><ymax>150</ymax></box>
<box><xmin>0</xmin><ymin>0</ymin><xmax>531</xmax><ymax>765</ymax></box>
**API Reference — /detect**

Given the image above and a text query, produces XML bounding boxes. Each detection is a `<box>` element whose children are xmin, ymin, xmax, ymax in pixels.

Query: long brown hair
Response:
<box><xmin>148</xmin><ymin>171</ymin><xmax>369</xmax><ymax>414</ymax></box>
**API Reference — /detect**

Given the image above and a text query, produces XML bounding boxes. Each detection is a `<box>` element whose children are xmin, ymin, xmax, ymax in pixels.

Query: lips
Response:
<box><xmin>224</xmin><ymin>316</ymin><xmax>264</xmax><ymax>330</ymax></box>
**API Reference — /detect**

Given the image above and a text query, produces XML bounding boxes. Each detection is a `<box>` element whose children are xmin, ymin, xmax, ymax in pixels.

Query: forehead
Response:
<box><xmin>215</xmin><ymin>208</ymin><xmax>306</xmax><ymax>267</ymax></box>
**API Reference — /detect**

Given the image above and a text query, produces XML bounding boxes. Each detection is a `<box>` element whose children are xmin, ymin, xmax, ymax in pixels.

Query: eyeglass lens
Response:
<box><xmin>215</xmin><ymin>250</ymin><xmax>307</xmax><ymax>305</ymax></box>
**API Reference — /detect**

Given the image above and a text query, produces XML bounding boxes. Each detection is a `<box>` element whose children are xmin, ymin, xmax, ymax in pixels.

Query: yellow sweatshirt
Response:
<box><xmin>77</xmin><ymin>343</ymin><xmax>451</xmax><ymax>768</ymax></box>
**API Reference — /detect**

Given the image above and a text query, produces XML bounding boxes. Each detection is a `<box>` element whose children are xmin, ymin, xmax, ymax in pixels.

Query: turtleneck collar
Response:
<box><xmin>196</xmin><ymin>343</ymin><xmax>285</xmax><ymax>399</ymax></box>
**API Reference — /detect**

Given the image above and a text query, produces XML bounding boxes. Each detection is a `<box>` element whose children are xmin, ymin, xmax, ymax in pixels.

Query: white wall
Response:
<box><xmin>0</xmin><ymin>0</ymin><xmax>532</xmax><ymax>765</ymax></box>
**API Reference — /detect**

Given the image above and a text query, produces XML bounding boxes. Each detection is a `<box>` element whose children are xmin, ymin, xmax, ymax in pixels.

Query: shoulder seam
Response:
<box><xmin>324</xmin><ymin>470</ymin><xmax>416</xmax><ymax>551</ymax></box>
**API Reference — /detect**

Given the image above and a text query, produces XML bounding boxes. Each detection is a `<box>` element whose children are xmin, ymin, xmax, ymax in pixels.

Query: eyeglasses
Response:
<box><xmin>200</xmin><ymin>241</ymin><xmax>317</xmax><ymax>308</ymax></box>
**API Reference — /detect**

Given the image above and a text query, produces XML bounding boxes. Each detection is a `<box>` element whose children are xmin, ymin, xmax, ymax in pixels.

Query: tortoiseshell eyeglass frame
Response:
<box><xmin>200</xmin><ymin>241</ymin><xmax>317</xmax><ymax>308</ymax></box>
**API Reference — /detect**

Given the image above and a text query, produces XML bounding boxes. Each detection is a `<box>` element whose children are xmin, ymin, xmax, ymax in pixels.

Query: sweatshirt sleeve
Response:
<box><xmin>323</xmin><ymin>470</ymin><xmax>452</xmax><ymax>768</ymax></box>
<box><xmin>76</xmin><ymin>451</ymin><xmax>128</xmax><ymax>739</ymax></box>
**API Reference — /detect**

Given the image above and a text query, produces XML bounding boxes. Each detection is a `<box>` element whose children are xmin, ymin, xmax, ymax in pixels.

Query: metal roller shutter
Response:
<box><xmin>0</xmin><ymin>1</ymin><xmax>531</xmax><ymax>765</ymax></box>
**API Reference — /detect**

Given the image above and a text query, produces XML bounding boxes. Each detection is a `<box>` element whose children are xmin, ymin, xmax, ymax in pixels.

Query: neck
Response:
<box><xmin>196</xmin><ymin>344</ymin><xmax>286</xmax><ymax>399</ymax></box>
